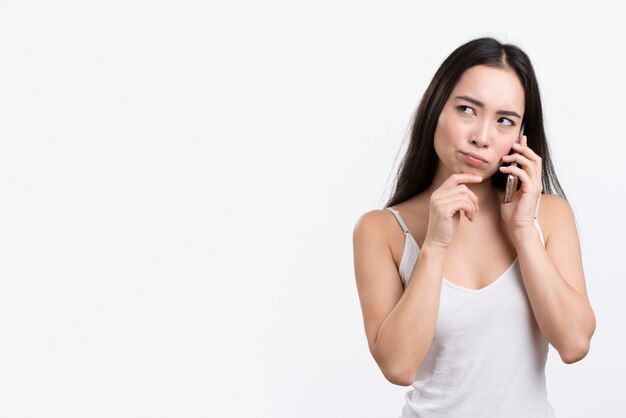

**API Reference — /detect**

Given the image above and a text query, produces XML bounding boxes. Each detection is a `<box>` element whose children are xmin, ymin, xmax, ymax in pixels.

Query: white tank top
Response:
<box><xmin>385</xmin><ymin>195</ymin><xmax>556</xmax><ymax>418</ymax></box>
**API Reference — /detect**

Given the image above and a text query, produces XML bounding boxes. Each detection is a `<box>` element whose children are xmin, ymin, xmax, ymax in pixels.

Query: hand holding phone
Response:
<box><xmin>503</xmin><ymin>124</ymin><xmax>525</xmax><ymax>204</ymax></box>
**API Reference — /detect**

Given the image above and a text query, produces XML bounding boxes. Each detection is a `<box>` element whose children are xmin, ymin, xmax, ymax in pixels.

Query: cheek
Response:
<box><xmin>435</xmin><ymin>111</ymin><xmax>466</xmax><ymax>145</ymax></box>
<box><xmin>498</xmin><ymin>141</ymin><xmax>516</xmax><ymax>158</ymax></box>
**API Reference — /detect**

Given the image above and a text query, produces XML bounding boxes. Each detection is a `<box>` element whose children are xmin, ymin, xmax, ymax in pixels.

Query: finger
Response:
<box><xmin>501</xmin><ymin>154</ymin><xmax>542</xmax><ymax>183</ymax></box>
<box><xmin>501</xmin><ymin>153</ymin><xmax>531</xmax><ymax>168</ymax></box>
<box><xmin>439</xmin><ymin>196</ymin><xmax>478</xmax><ymax>220</ymax></box>
<box><xmin>444</xmin><ymin>173</ymin><xmax>483</xmax><ymax>187</ymax></box>
<box><xmin>499</xmin><ymin>164</ymin><xmax>532</xmax><ymax>185</ymax></box>
<box><xmin>459</xmin><ymin>185</ymin><xmax>480</xmax><ymax>212</ymax></box>
<box><xmin>511</xmin><ymin>140</ymin><xmax>539</xmax><ymax>161</ymax></box>
<box><xmin>438</xmin><ymin>185</ymin><xmax>480</xmax><ymax>212</ymax></box>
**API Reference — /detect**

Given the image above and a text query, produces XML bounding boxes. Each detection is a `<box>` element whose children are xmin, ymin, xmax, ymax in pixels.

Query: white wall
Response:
<box><xmin>0</xmin><ymin>1</ymin><xmax>623</xmax><ymax>417</ymax></box>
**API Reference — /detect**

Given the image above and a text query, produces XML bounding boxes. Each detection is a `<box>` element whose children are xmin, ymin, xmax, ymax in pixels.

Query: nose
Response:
<box><xmin>470</xmin><ymin>123</ymin><xmax>490</xmax><ymax>147</ymax></box>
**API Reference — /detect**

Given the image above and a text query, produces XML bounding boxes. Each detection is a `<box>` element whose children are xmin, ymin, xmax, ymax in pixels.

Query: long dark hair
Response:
<box><xmin>384</xmin><ymin>37</ymin><xmax>566</xmax><ymax>208</ymax></box>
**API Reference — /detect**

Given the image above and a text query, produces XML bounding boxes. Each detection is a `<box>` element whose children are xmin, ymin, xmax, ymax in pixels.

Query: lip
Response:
<box><xmin>461</xmin><ymin>151</ymin><xmax>488</xmax><ymax>165</ymax></box>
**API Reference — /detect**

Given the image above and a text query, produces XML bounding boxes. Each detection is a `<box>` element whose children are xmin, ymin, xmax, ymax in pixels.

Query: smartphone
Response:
<box><xmin>503</xmin><ymin>124</ymin><xmax>525</xmax><ymax>204</ymax></box>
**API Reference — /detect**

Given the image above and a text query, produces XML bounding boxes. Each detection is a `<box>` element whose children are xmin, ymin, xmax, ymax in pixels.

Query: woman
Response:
<box><xmin>352</xmin><ymin>37</ymin><xmax>596</xmax><ymax>417</ymax></box>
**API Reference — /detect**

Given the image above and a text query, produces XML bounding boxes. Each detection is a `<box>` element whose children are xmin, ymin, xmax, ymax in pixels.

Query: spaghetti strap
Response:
<box><xmin>534</xmin><ymin>193</ymin><xmax>542</xmax><ymax>219</ymax></box>
<box><xmin>385</xmin><ymin>207</ymin><xmax>412</xmax><ymax>235</ymax></box>
<box><xmin>534</xmin><ymin>194</ymin><xmax>545</xmax><ymax>246</ymax></box>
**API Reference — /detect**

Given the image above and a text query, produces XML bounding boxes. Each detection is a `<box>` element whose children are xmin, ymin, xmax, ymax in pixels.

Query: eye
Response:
<box><xmin>457</xmin><ymin>105</ymin><xmax>475</xmax><ymax>115</ymax></box>
<box><xmin>499</xmin><ymin>117</ymin><xmax>515</xmax><ymax>126</ymax></box>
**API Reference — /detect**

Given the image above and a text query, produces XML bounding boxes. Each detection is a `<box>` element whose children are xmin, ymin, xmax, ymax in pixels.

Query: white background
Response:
<box><xmin>1</xmin><ymin>1</ymin><xmax>624</xmax><ymax>417</ymax></box>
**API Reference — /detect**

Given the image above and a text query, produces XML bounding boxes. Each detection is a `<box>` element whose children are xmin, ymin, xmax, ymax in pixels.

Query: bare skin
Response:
<box><xmin>387</xmin><ymin>186</ymin><xmax>520</xmax><ymax>290</ymax></box>
<box><xmin>353</xmin><ymin>65</ymin><xmax>595</xmax><ymax>386</ymax></box>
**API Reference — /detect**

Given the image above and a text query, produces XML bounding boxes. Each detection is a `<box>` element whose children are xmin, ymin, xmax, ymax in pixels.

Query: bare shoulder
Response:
<box><xmin>539</xmin><ymin>192</ymin><xmax>570</xmax><ymax>211</ymax></box>
<box><xmin>353</xmin><ymin>208</ymin><xmax>396</xmax><ymax>242</ymax></box>
<box><xmin>537</xmin><ymin>193</ymin><xmax>574</xmax><ymax>244</ymax></box>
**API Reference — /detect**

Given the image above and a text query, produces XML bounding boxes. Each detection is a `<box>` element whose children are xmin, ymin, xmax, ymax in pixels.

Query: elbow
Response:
<box><xmin>378</xmin><ymin>358</ymin><xmax>419</xmax><ymax>386</ymax></box>
<box><xmin>371</xmin><ymin>344</ymin><xmax>421</xmax><ymax>386</ymax></box>
<box><xmin>559</xmin><ymin>340</ymin><xmax>591</xmax><ymax>364</ymax></box>
<box><xmin>557</xmin><ymin>316</ymin><xmax>595</xmax><ymax>365</ymax></box>
<box><xmin>374</xmin><ymin>353</ymin><xmax>417</xmax><ymax>386</ymax></box>
<box><xmin>383</xmin><ymin>367</ymin><xmax>416</xmax><ymax>387</ymax></box>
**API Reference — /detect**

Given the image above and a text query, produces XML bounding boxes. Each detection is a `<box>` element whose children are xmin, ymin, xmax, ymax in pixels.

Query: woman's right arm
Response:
<box><xmin>353</xmin><ymin>174</ymin><xmax>482</xmax><ymax>386</ymax></box>
<box><xmin>353</xmin><ymin>212</ymin><xmax>446</xmax><ymax>386</ymax></box>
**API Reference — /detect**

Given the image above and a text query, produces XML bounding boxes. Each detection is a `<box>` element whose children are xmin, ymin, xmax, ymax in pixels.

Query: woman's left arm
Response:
<box><xmin>512</xmin><ymin>195</ymin><xmax>596</xmax><ymax>364</ymax></box>
<box><xmin>499</xmin><ymin>135</ymin><xmax>596</xmax><ymax>364</ymax></box>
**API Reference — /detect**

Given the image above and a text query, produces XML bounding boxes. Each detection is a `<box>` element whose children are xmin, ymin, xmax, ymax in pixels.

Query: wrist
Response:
<box><xmin>509</xmin><ymin>224</ymin><xmax>539</xmax><ymax>244</ymax></box>
<box><xmin>420</xmin><ymin>241</ymin><xmax>448</xmax><ymax>259</ymax></box>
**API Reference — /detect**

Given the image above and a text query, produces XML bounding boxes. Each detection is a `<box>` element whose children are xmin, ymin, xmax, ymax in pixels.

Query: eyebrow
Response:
<box><xmin>454</xmin><ymin>95</ymin><xmax>522</xmax><ymax>119</ymax></box>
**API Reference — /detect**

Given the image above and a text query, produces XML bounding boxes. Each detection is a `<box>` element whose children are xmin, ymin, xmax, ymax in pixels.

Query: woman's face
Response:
<box><xmin>433</xmin><ymin>65</ymin><xmax>525</xmax><ymax>179</ymax></box>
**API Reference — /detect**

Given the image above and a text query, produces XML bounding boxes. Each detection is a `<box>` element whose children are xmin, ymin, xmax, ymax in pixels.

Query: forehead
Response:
<box><xmin>450</xmin><ymin>65</ymin><xmax>525</xmax><ymax>113</ymax></box>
